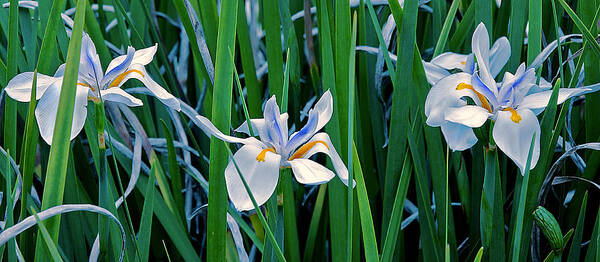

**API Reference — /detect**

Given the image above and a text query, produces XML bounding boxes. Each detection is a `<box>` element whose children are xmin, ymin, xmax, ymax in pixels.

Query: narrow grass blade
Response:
<box><xmin>527</xmin><ymin>0</ymin><xmax>542</xmax><ymax>64</ymax></box>
<box><xmin>137</xmin><ymin>157</ymin><xmax>157</xmax><ymax>262</ymax></box>
<box><xmin>507</xmin><ymin>0</ymin><xmax>527</xmax><ymax>71</ymax></box>
<box><xmin>207</xmin><ymin>1</ymin><xmax>238</xmax><ymax>260</ymax></box>
<box><xmin>160</xmin><ymin>120</ymin><xmax>184</xmax><ymax>218</ymax></box>
<box><xmin>567</xmin><ymin>192</ymin><xmax>588</xmax><ymax>261</ymax></box>
<box><xmin>34</xmin><ymin>0</ymin><xmax>86</xmax><ymax>259</ymax></box>
<box><xmin>351</xmin><ymin>142</ymin><xmax>378</xmax><ymax>260</ymax></box>
<box><xmin>380</xmin><ymin>154</ymin><xmax>412</xmax><ymax>262</ymax></box>
<box><xmin>433</xmin><ymin>0</ymin><xmax>460</xmax><ymax>57</ymax></box>
<box><xmin>557</xmin><ymin>0</ymin><xmax>600</xmax><ymax>57</ymax></box>
<box><xmin>510</xmin><ymin>133</ymin><xmax>537</xmax><ymax>262</ymax></box>
<box><xmin>263</xmin><ymin>0</ymin><xmax>284</xmax><ymax>99</ymax></box>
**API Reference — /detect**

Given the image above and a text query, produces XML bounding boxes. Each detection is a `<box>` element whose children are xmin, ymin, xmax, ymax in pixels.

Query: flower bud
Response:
<box><xmin>533</xmin><ymin>206</ymin><xmax>563</xmax><ymax>251</ymax></box>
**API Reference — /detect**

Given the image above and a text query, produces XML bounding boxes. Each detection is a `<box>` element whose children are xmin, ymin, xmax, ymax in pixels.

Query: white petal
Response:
<box><xmin>313</xmin><ymin>90</ymin><xmax>333</xmax><ymax>131</ymax></box>
<box><xmin>430</xmin><ymin>52</ymin><xmax>470</xmax><ymax>71</ymax></box>
<box><xmin>286</xmin><ymin>159</ymin><xmax>335</xmax><ymax>185</ymax></box>
<box><xmin>440</xmin><ymin>122</ymin><xmax>478</xmax><ymax>151</ymax></box>
<box><xmin>114</xmin><ymin>64</ymin><xmax>180</xmax><ymax>111</ymax></box>
<box><xmin>263</xmin><ymin>96</ymin><xmax>288</xmax><ymax>148</ymax></box>
<box><xmin>5</xmin><ymin>72</ymin><xmax>58</xmax><ymax>102</ymax></box>
<box><xmin>444</xmin><ymin>105</ymin><xmax>490</xmax><ymax>128</ymax></box>
<box><xmin>423</xmin><ymin>61</ymin><xmax>451</xmax><ymax>85</ymax></box>
<box><xmin>425</xmin><ymin>72</ymin><xmax>471</xmax><ymax>126</ymax></box>
<box><xmin>105</xmin><ymin>44</ymin><xmax>157</xmax><ymax>74</ymax></box>
<box><xmin>79</xmin><ymin>33</ymin><xmax>104</xmax><ymax>85</ymax></box>
<box><xmin>489</xmin><ymin>37</ymin><xmax>510</xmax><ymax>77</ymax></box>
<box><xmin>224</xmin><ymin>145</ymin><xmax>281</xmax><ymax>211</ymax></box>
<box><xmin>297</xmin><ymin>132</ymin><xmax>355</xmax><ymax>187</ymax></box>
<box><xmin>493</xmin><ymin>108</ymin><xmax>540</xmax><ymax>175</ymax></box>
<box><xmin>519</xmin><ymin>88</ymin><xmax>590</xmax><ymax>113</ymax></box>
<box><xmin>35</xmin><ymin>81</ymin><xmax>89</xmax><ymax>145</ymax></box>
<box><xmin>100</xmin><ymin>88</ymin><xmax>143</xmax><ymax>107</ymax></box>
<box><xmin>235</xmin><ymin>113</ymin><xmax>289</xmax><ymax>140</ymax></box>
<box><xmin>190</xmin><ymin>113</ymin><xmax>264</xmax><ymax>147</ymax></box>
<box><xmin>472</xmin><ymin>23</ymin><xmax>497</xmax><ymax>96</ymax></box>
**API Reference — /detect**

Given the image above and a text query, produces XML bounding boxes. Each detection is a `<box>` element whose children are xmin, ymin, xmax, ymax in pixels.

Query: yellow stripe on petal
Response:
<box><xmin>108</xmin><ymin>69</ymin><xmax>144</xmax><ymax>88</ymax></box>
<box><xmin>456</xmin><ymin>83</ymin><xmax>493</xmax><ymax>113</ymax></box>
<box><xmin>256</xmin><ymin>147</ymin><xmax>276</xmax><ymax>162</ymax></box>
<box><xmin>502</xmin><ymin>107</ymin><xmax>522</xmax><ymax>123</ymax></box>
<box><xmin>288</xmin><ymin>141</ymin><xmax>329</xmax><ymax>161</ymax></box>
<box><xmin>78</xmin><ymin>82</ymin><xmax>95</xmax><ymax>92</ymax></box>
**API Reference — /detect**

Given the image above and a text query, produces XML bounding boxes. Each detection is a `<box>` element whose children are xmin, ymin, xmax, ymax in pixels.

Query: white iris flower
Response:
<box><xmin>212</xmin><ymin>90</ymin><xmax>352</xmax><ymax>211</ymax></box>
<box><xmin>425</xmin><ymin>23</ymin><xmax>592</xmax><ymax>174</ymax></box>
<box><xmin>5</xmin><ymin>33</ymin><xmax>180</xmax><ymax>145</ymax></box>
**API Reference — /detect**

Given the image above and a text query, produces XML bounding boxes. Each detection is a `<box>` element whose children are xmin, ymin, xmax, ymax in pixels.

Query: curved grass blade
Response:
<box><xmin>1</xmin><ymin>204</ymin><xmax>126</xmax><ymax>262</ymax></box>
<box><xmin>30</xmin><ymin>208</ymin><xmax>64</xmax><ymax>262</ymax></box>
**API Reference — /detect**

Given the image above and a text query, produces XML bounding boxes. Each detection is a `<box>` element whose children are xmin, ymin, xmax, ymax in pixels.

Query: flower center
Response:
<box><xmin>288</xmin><ymin>141</ymin><xmax>329</xmax><ymax>161</ymax></box>
<box><xmin>502</xmin><ymin>107</ymin><xmax>522</xmax><ymax>123</ymax></box>
<box><xmin>461</xmin><ymin>61</ymin><xmax>466</xmax><ymax>65</ymax></box>
<box><xmin>456</xmin><ymin>83</ymin><xmax>492</xmax><ymax>113</ymax></box>
<box><xmin>108</xmin><ymin>69</ymin><xmax>144</xmax><ymax>88</ymax></box>
<box><xmin>256</xmin><ymin>147</ymin><xmax>276</xmax><ymax>162</ymax></box>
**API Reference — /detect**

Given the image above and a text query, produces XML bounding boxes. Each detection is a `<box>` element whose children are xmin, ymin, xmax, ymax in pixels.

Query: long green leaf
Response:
<box><xmin>34</xmin><ymin>0</ymin><xmax>86</xmax><ymax>259</ymax></box>
<box><xmin>206</xmin><ymin>0</ymin><xmax>238</xmax><ymax>260</ymax></box>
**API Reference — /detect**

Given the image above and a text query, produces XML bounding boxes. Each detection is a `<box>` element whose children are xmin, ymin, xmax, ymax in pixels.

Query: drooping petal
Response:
<box><xmin>423</xmin><ymin>61</ymin><xmax>451</xmax><ymax>85</ymax></box>
<box><xmin>286</xmin><ymin>158</ymin><xmax>335</xmax><ymax>185</ymax></box>
<box><xmin>5</xmin><ymin>72</ymin><xmax>59</xmax><ymax>102</ymax></box>
<box><xmin>430</xmin><ymin>52</ymin><xmax>470</xmax><ymax>71</ymax></box>
<box><xmin>471</xmin><ymin>23</ymin><xmax>497</xmax><ymax>96</ymax></box>
<box><xmin>493</xmin><ymin>108</ymin><xmax>540</xmax><ymax>175</ymax></box>
<box><xmin>425</xmin><ymin>73</ymin><xmax>471</xmax><ymax>126</ymax></box>
<box><xmin>79</xmin><ymin>33</ymin><xmax>104</xmax><ymax>85</ymax></box>
<box><xmin>224</xmin><ymin>145</ymin><xmax>281</xmax><ymax>211</ymax></box>
<box><xmin>263</xmin><ymin>96</ymin><xmax>288</xmax><ymax>148</ymax></box>
<box><xmin>444</xmin><ymin>105</ymin><xmax>491</xmax><ymax>128</ymax></box>
<box><xmin>109</xmin><ymin>64</ymin><xmax>180</xmax><ymax>111</ymax></box>
<box><xmin>489</xmin><ymin>36</ymin><xmax>510</xmax><ymax>77</ymax></box>
<box><xmin>105</xmin><ymin>44</ymin><xmax>158</xmax><ymax>73</ymax></box>
<box><xmin>440</xmin><ymin>122</ymin><xmax>478</xmax><ymax>151</ymax></box>
<box><xmin>35</xmin><ymin>81</ymin><xmax>89</xmax><ymax>145</ymax></box>
<box><xmin>101</xmin><ymin>46</ymin><xmax>135</xmax><ymax>88</ymax></box>
<box><xmin>294</xmin><ymin>132</ymin><xmax>355</xmax><ymax>187</ymax></box>
<box><xmin>100</xmin><ymin>88</ymin><xmax>143</xmax><ymax>107</ymax></box>
<box><xmin>519</xmin><ymin>87</ymin><xmax>590</xmax><ymax>113</ymax></box>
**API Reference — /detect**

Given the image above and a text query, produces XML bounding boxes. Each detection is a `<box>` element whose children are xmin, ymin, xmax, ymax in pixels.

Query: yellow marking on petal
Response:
<box><xmin>288</xmin><ymin>141</ymin><xmax>329</xmax><ymax>161</ymax></box>
<box><xmin>256</xmin><ymin>147</ymin><xmax>276</xmax><ymax>162</ymax></box>
<box><xmin>503</xmin><ymin>107</ymin><xmax>522</xmax><ymax>123</ymax></box>
<box><xmin>88</xmin><ymin>96</ymin><xmax>101</xmax><ymax>103</ymax></box>
<box><xmin>78</xmin><ymin>82</ymin><xmax>95</xmax><ymax>92</ymax></box>
<box><xmin>461</xmin><ymin>61</ymin><xmax>466</xmax><ymax>65</ymax></box>
<box><xmin>108</xmin><ymin>69</ymin><xmax>144</xmax><ymax>88</ymax></box>
<box><xmin>456</xmin><ymin>83</ymin><xmax>493</xmax><ymax>113</ymax></box>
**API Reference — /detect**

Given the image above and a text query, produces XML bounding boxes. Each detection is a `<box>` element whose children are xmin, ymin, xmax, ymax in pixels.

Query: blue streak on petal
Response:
<box><xmin>472</xmin><ymin>73</ymin><xmax>497</xmax><ymax>103</ymax></box>
<box><xmin>104</xmin><ymin>48</ymin><xmax>135</xmax><ymax>83</ymax></box>
<box><xmin>286</xmin><ymin>111</ymin><xmax>318</xmax><ymax>151</ymax></box>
